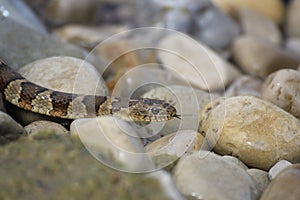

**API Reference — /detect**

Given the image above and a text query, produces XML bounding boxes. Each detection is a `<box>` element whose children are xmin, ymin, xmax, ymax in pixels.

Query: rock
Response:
<box><xmin>145</xmin><ymin>130</ymin><xmax>204</xmax><ymax>168</ymax></box>
<box><xmin>137</xmin><ymin>0</ymin><xmax>240</xmax><ymax>50</ymax></box>
<box><xmin>19</xmin><ymin>56</ymin><xmax>109</xmax><ymax>95</ymax></box>
<box><xmin>111</xmin><ymin>66</ymin><xmax>186</xmax><ymax>98</ymax></box>
<box><xmin>24</xmin><ymin>120</ymin><xmax>69</xmax><ymax>139</ymax></box>
<box><xmin>260</xmin><ymin>164</ymin><xmax>300</xmax><ymax>200</ymax></box>
<box><xmin>247</xmin><ymin>168</ymin><xmax>270</xmax><ymax>197</ymax></box>
<box><xmin>262</xmin><ymin>69</ymin><xmax>300</xmax><ymax>119</ymax></box>
<box><xmin>147</xmin><ymin>171</ymin><xmax>185</xmax><ymax>200</ymax></box>
<box><xmin>173</xmin><ymin>151</ymin><xmax>258</xmax><ymax>200</ymax></box>
<box><xmin>70</xmin><ymin>117</ymin><xmax>155</xmax><ymax>172</ymax></box>
<box><xmin>269</xmin><ymin>160</ymin><xmax>292</xmax><ymax>179</ymax></box>
<box><xmin>285</xmin><ymin>37</ymin><xmax>300</xmax><ymax>58</ymax></box>
<box><xmin>0</xmin><ymin>0</ymin><xmax>47</xmax><ymax>34</ymax></box>
<box><xmin>188</xmin><ymin>0</ymin><xmax>240</xmax><ymax>50</ymax></box>
<box><xmin>0</xmin><ymin>94</ymin><xmax>6</xmax><ymax>113</ymax></box>
<box><xmin>226</xmin><ymin>75</ymin><xmax>263</xmax><ymax>97</ymax></box>
<box><xmin>52</xmin><ymin>24</ymin><xmax>128</xmax><ymax>49</ymax></box>
<box><xmin>43</xmin><ymin>0</ymin><xmax>135</xmax><ymax>26</ymax></box>
<box><xmin>95</xmin><ymin>38</ymin><xmax>157</xmax><ymax>91</ymax></box>
<box><xmin>200</xmin><ymin>96</ymin><xmax>300</xmax><ymax>170</ymax></box>
<box><xmin>222</xmin><ymin>155</ymin><xmax>248</xmax><ymax>170</ymax></box>
<box><xmin>141</xmin><ymin>85</ymin><xmax>220</xmax><ymax>141</ymax></box>
<box><xmin>233</xmin><ymin>36</ymin><xmax>299</xmax><ymax>78</ymax></box>
<box><xmin>237</xmin><ymin>7</ymin><xmax>282</xmax><ymax>45</ymax></box>
<box><xmin>286</xmin><ymin>0</ymin><xmax>300</xmax><ymax>37</ymax></box>
<box><xmin>0</xmin><ymin>18</ymin><xmax>100</xmax><ymax>70</ymax></box>
<box><xmin>212</xmin><ymin>0</ymin><xmax>284</xmax><ymax>24</ymax></box>
<box><xmin>0</xmin><ymin>132</ymin><xmax>170</xmax><ymax>199</ymax></box>
<box><xmin>158</xmin><ymin>33</ymin><xmax>241</xmax><ymax>91</ymax></box>
<box><xmin>0</xmin><ymin>111</ymin><xmax>26</xmax><ymax>144</ymax></box>
<box><xmin>165</xmin><ymin>7</ymin><xmax>192</xmax><ymax>33</ymax></box>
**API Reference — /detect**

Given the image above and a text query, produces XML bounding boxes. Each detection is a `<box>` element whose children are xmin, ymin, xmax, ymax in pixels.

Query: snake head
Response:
<box><xmin>128</xmin><ymin>98</ymin><xmax>178</xmax><ymax>122</ymax></box>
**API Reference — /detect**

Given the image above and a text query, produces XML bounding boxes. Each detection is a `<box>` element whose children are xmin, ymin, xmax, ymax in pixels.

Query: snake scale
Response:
<box><xmin>0</xmin><ymin>60</ymin><xmax>179</xmax><ymax>122</ymax></box>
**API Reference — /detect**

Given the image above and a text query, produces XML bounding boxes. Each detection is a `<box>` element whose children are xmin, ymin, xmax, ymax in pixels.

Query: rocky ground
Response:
<box><xmin>1</xmin><ymin>0</ymin><xmax>300</xmax><ymax>199</ymax></box>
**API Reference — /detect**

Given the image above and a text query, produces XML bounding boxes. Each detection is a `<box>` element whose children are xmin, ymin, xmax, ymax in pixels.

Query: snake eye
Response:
<box><xmin>151</xmin><ymin>107</ymin><xmax>160</xmax><ymax>115</ymax></box>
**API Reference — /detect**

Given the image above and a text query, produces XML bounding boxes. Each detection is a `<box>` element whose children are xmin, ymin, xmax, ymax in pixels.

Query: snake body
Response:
<box><xmin>0</xmin><ymin>60</ymin><xmax>178</xmax><ymax>122</ymax></box>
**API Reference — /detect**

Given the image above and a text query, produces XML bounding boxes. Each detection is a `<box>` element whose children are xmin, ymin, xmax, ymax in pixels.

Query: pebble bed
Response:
<box><xmin>0</xmin><ymin>0</ymin><xmax>300</xmax><ymax>199</ymax></box>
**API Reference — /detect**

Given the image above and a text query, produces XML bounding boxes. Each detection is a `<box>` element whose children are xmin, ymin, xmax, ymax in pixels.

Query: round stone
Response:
<box><xmin>237</xmin><ymin>7</ymin><xmax>282</xmax><ymax>45</ymax></box>
<box><xmin>260</xmin><ymin>164</ymin><xmax>300</xmax><ymax>200</ymax></box>
<box><xmin>25</xmin><ymin>120</ymin><xmax>69</xmax><ymax>139</ymax></box>
<box><xmin>246</xmin><ymin>168</ymin><xmax>270</xmax><ymax>197</ymax></box>
<box><xmin>262</xmin><ymin>69</ymin><xmax>300</xmax><ymax>119</ymax></box>
<box><xmin>157</xmin><ymin>33</ymin><xmax>241</xmax><ymax>91</ymax></box>
<box><xmin>19</xmin><ymin>56</ymin><xmax>109</xmax><ymax>95</ymax></box>
<box><xmin>173</xmin><ymin>151</ymin><xmax>258</xmax><ymax>200</ymax></box>
<box><xmin>286</xmin><ymin>0</ymin><xmax>300</xmax><ymax>37</ymax></box>
<box><xmin>0</xmin><ymin>111</ymin><xmax>26</xmax><ymax>144</ymax></box>
<box><xmin>226</xmin><ymin>75</ymin><xmax>263</xmax><ymax>97</ymax></box>
<box><xmin>233</xmin><ymin>36</ymin><xmax>299</xmax><ymax>78</ymax></box>
<box><xmin>212</xmin><ymin>0</ymin><xmax>284</xmax><ymax>24</ymax></box>
<box><xmin>269</xmin><ymin>160</ymin><xmax>292</xmax><ymax>179</ymax></box>
<box><xmin>70</xmin><ymin>117</ymin><xmax>154</xmax><ymax>172</ymax></box>
<box><xmin>200</xmin><ymin>96</ymin><xmax>300</xmax><ymax>170</ymax></box>
<box><xmin>145</xmin><ymin>130</ymin><xmax>204</xmax><ymax>168</ymax></box>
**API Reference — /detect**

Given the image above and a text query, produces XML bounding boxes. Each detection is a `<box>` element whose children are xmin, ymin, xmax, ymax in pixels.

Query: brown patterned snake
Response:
<box><xmin>0</xmin><ymin>60</ymin><xmax>179</xmax><ymax>122</ymax></box>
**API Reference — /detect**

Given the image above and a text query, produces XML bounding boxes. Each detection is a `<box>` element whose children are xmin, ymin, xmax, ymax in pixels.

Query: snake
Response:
<box><xmin>0</xmin><ymin>60</ymin><xmax>179</xmax><ymax>122</ymax></box>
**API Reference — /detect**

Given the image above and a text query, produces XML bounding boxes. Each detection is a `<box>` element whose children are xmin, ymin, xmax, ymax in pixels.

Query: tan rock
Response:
<box><xmin>25</xmin><ymin>120</ymin><xmax>69</xmax><ymax>139</ymax></box>
<box><xmin>262</xmin><ymin>69</ymin><xmax>300</xmax><ymax>119</ymax></box>
<box><xmin>95</xmin><ymin>39</ymin><xmax>157</xmax><ymax>92</ymax></box>
<box><xmin>157</xmin><ymin>33</ymin><xmax>241</xmax><ymax>91</ymax></box>
<box><xmin>260</xmin><ymin>164</ymin><xmax>300</xmax><ymax>200</ymax></box>
<box><xmin>233</xmin><ymin>36</ymin><xmax>299</xmax><ymax>78</ymax></box>
<box><xmin>52</xmin><ymin>24</ymin><xmax>128</xmax><ymax>49</ymax></box>
<box><xmin>19</xmin><ymin>56</ymin><xmax>109</xmax><ymax>95</ymax></box>
<box><xmin>286</xmin><ymin>0</ymin><xmax>300</xmax><ymax>37</ymax></box>
<box><xmin>200</xmin><ymin>96</ymin><xmax>300</xmax><ymax>170</ymax></box>
<box><xmin>237</xmin><ymin>7</ymin><xmax>282</xmax><ymax>45</ymax></box>
<box><xmin>212</xmin><ymin>0</ymin><xmax>284</xmax><ymax>24</ymax></box>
